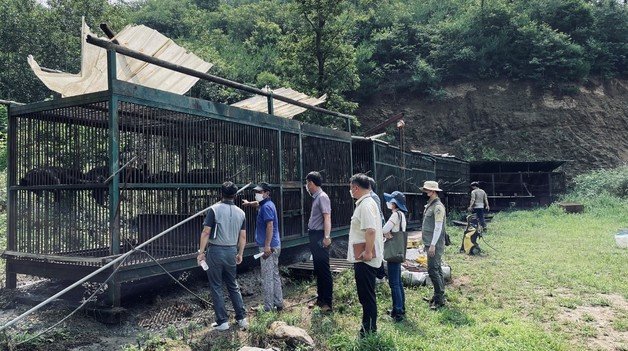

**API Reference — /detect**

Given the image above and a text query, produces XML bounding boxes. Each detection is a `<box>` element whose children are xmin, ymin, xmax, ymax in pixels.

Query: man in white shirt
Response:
<box><xmin>347</xmin><ymin>173</ymin><xmax>384</xmax><ymax>337</ymax></box>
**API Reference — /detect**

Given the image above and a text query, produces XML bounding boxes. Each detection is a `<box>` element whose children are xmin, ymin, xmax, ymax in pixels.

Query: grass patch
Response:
<box><xmin>302</xmin><ymin>190</ymin><xmax>628</xmax><ymax>350</ymax></box>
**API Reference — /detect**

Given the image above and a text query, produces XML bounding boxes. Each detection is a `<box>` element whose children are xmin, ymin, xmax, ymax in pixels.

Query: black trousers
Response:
<box><xmin>308</xmin><ymin>229</ymin><xmax>333</xmax><ymax>307</ymax></box>
<box><xmin>354</xmin><ymin>262</ymin><xmax>377</xmax><ymax>336</ymax></box>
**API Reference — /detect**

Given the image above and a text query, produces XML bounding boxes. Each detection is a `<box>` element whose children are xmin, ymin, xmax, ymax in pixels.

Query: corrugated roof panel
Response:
<box><xmin>28</xmin><ymin>20</ymin><xmax>212</xmax><ymax>97</ymax></box>
<box><xmin>231</xmin><ymin>88</ymin><xmax>326</xmax><ymax>118</ymax></box>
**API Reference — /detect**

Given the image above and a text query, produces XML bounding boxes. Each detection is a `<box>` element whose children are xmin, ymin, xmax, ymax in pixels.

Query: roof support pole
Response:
<box><xmin>106</xmin><ymin>49</ymin><xmax>121</xmax><ymax>307</ymax></box>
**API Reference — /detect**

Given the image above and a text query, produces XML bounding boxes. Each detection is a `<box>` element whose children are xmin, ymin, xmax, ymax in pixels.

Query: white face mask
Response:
<box><xmin>255</xmin><ymin>193</ymin><xmax>264</xmax><ymax>202</ymax></box>
<box><xmin>386</xmin><ymin>202</ymin><xmax>393</xmax><ymax>210</ymax></box>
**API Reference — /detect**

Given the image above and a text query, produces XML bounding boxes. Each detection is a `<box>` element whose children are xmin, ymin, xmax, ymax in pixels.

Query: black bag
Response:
<box><xmin>384</xmin><ymin>212</ymin><xmax>408</xmax><ymax>263</ymax></box>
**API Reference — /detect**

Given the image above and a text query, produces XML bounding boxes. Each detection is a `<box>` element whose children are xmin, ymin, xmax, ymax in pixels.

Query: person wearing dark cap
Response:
<box><xmin>468</xmin><ymin>181</ymin><xmax>490</xmax><ymax>230</ymax></box>
<box><xmin>305</xmin><ymin>171</ymin><xmax>333</xmax><ymax>312</ymax></box>
<box><xmin>382</xmin><ymin>191</ymin><xmax>408</xmax><ymax>322</ymax></box>
<box><xmin>420</xmin><ymin>180</ymin><xmax>447</xmax><ymax>310</ymax></box>
<box><xmin>197</xmin><ymin>181</ymin><xmax>248</xmax><ymax>331</ymax></box>
<box><xmin>244</xmin><ymin>182</ymin><xmax>283</xmax><ymax>312</ymax></box>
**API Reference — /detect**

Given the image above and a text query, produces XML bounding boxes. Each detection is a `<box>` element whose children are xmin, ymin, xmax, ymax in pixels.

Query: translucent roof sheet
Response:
<box><xmin>28</xmin><ymin>20</ymin><xmax>213</xmax><ymax>97</ymax></box>
<box><xmin>231</xmin><ymin>87</ymin><xmax>326</xmax><ymax>118</ymax></box>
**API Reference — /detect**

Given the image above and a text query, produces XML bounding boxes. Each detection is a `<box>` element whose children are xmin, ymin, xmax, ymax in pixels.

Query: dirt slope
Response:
<box><xmin>356</xmin><ymin>78</ymin><xmax>628</xmax><ymax>175</ymax></box>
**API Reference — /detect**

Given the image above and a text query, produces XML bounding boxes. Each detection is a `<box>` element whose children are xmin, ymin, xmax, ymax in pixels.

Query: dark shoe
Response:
<box><xmin>422</xmin><ymin>297</ymin><xmax>434</xmax><ymax>304</ymax></box>
<box><xmin>308</xmin><ymin>300</ymin><xmax>321</xmax><ymax>309</ymax></box>
<box><xmin>320</xmin><ymin>304</ymin><xmax>333</xmax><ymax>313</ymax></box>
<box><xmin>393</xmin><ymin>313</ymin><xmax>405</xmax><ymax>323</ymax></box>
<box><xmin>429</xmin><ymin>301</ymin><xmax>446</xmax><ymax>310</ymax></box>
<box><xmin>275</xmin><ymin>305</ymin><xmax>284</xmax><ymax>312</ymax></box>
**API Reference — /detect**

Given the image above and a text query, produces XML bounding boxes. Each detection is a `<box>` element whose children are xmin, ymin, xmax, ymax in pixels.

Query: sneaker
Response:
<box><xmin>211</xmin><ymin>321</ymin><xmax>229</xmax><ymax>331</ymax></box>
<box><xmin>275</xmin><ymin>305</ymin><xmax>284</xmax><ymax>312</ymax></box>
<box><xmin>320</xmin><ymin>304</ymin><xmax>333</xmax><ymax>313</ymax></box>
<box><xmin>237</xmin><ymin>318</ymin><xmax>249</xmax><ymax>331</ymax></box>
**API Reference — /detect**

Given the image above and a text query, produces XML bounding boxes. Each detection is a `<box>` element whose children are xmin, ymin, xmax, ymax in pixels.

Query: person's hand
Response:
<box><xmin>428</xmin><ymin>245</ymin><xmax>436</xmax><ymax>257</ymax></box>
<box><xmin>486</xmin><ymin>206</ymin><xmax>490</xmax><ymax>212</ymax></box>
<box><xmin>235</xmin><ymin>253</ymin><xmax>243</xmax><ymax>265</ymax></box>
<box><xmin>263</xmin><ymin>246</ymin><xmax>272</xmax><ymax>259</ymax></box>
<box><xmin>384</xmin><ymin>232</ymin><xmax>393</xmax><ymax>240</ymax></box>
<box><xmin>242</xmin><ymin>199</ymin><xmax>253</xmax><ymax>207</ymax></box>
<box><xmin>467</xmin><ymin>207</ymin><xmax>473</xmax><ymax>212</ymax></box>
<box><xmin>197</xmin><ymin>252</ymin><xmax>206</xmax><ymax>263</ymax></box>
<box><xmin>362</xmin><ymin>250</ymin><xmax>373</xmax><ymax>261</ymax></box>
<box><xmin>322</xmin><ymin>237</ymin><xmax>331</xmax><ymax>247</ymax></box>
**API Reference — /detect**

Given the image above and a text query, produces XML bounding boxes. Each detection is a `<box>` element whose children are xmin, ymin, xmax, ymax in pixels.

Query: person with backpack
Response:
<box><xmin>383</xmin><ymin>191</ymin><xmax>408</xmax><ymax>322</ymax></box>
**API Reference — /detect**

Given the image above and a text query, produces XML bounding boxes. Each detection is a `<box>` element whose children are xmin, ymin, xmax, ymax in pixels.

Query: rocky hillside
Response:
<box><xmin>356</xmin><ymin>79</ymin><xmax>628</xmax><ymax>176</ymax></box>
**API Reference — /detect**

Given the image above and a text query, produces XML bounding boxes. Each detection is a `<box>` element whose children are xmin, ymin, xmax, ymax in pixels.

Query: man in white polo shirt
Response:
<box><xmin>347</xmin><ymin>173</ymin><xmax>384</xmax><ymax>337</ymax></box>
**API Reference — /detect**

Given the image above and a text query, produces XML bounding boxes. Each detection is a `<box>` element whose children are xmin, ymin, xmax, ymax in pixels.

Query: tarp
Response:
<box><xmin>231</xmin><ymin>87</ymin><xmax>327</xmax><ymax>118</ymax></box>
<box><xmin>28</xmin><ymin>20</ymin><xmax>213</xmax><ymax>97</ymax></box>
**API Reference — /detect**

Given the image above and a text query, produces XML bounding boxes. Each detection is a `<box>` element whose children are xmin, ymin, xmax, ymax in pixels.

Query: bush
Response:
<box><xmin>570</xmin><ymin>166</ymin><xmax>628</xmax><ymax>199</ymax></box>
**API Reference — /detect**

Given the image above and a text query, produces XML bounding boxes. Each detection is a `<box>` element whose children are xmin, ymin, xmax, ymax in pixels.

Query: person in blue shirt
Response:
<box><xmin>243</xmin><ymin>182</ymin><xmax>284</xmax><ymax>312</ymax></box>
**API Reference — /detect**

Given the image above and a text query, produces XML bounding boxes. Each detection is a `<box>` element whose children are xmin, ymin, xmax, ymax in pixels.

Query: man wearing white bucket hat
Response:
<box><xmin>420</xmin><ymin>180</ymin><xmax>447</xmax><ymax>310</ymax></box>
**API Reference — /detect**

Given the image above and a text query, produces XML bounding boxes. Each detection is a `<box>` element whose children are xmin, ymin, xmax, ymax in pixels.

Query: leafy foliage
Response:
<box><xmin>0</xmin><ymin>0</ymin><xmax>626</xmax><ymax>110</ymax></box>
<box><xmin>569</xmin><ymin>166</ymin><xmax>628</xmax><ymax>199</ymax></box>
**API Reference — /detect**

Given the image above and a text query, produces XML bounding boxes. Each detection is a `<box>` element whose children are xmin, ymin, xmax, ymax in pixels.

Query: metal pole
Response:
<box><xmin>106</xmin><ymin>49</ymin><xmax>121</xmax><ymax>306</ymax></box>
<box><xmin>85</xmin><ymin>36</ymin><xmax>354</xmax><ymax>123</ymax></box>
<box><xmin>0</xmin><ymin>183</ymin><xmax>252</xmax><ymax>332</ymax></box>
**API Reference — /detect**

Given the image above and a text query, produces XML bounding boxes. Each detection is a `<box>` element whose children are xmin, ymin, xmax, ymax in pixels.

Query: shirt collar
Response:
<box><xmin>222</xmin><ymin>199</ymin><xmax>235</xmax><ymax>205</ymax></box>
<box><xmin>426</xmin><ymin>197</ymin><xmax>440</xmax><ymax>206</ymax></box>
<box><xmin>312</xmin><ymin>188</ymin><xmax>322</xmax><ymax>198</ymax></box>
<box><xmin>355</xmin><ymin>193</ymin><xmax>371</xmax><ymax>205</ymax></box>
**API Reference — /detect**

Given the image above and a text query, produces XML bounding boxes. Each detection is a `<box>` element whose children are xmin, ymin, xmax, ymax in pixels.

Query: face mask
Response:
<box><xmin>305</xmin><ymin>184</ymin><xmax>311</xmax><ymax>196</ymax></box>
<box><xmin>386</xmin><ymin>202</ymin><xmax>393</xmax><ymax>210</ymax></box>
<box><xmin>255</xmin><ymin>193</ymin><xmax>264</xmax><ymax>202</ymax></box>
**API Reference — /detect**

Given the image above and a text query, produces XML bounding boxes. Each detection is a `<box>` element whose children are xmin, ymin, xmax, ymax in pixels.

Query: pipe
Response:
<box><xmin>85</xmin><ymin>35</ymin><xmax>354</xmax><ymax>126</ymax></box>
<box><xmin>0</xmin><ymin>182</ymin><xmax>251</xmax><ymax>332</ymax></box>
<box><xmin>0</xmin><ymin>99</ymin><xmax>24</xmax><ymax>106</ymax></box>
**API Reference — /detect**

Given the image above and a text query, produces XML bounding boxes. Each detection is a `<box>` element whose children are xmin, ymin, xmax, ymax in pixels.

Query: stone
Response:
<box><xmin>237</xmin><ymin>347</ymin><xmax>274</xmax><ymax>351</ymax></box>
<box><xmin>268</xmin><ymin>321</ymin><xmax>314</xmax><ymax>346</ymax></box>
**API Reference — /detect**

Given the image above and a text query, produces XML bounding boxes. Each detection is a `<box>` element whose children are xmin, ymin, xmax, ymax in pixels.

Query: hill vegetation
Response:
<box><xmin>1</xmin><ymin>0</ymin><xmax>626</xmax><ymax>128</ymax></box>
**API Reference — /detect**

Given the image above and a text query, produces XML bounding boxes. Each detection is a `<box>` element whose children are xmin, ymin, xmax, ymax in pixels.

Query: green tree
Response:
<box><xmin>279</xmin><ymin>0</ymin><xmax>359</xmax><ymax>127</ymax></box>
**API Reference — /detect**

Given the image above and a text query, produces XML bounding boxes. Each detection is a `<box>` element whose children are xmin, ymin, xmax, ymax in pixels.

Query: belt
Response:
<box><xmin>208</xmin><ymin>243</ymin><xmax>237</xmax><ymax>247</ymax></box>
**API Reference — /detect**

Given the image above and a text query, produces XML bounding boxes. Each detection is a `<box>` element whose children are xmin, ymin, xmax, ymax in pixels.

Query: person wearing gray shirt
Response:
<box><xmin>305</xmin><ymin>171</ymin><xmax>333</xmax><ymax>312</ymax></box>
<box><xmin>197</xmin><ymin>181</ymin><xmax>248</xmax><ymax>331</ymax></box>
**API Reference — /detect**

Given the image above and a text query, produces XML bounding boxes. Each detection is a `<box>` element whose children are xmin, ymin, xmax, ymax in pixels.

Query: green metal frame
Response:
<box><xmin>6</xmin><ymin>62</ymin><xmax>355</xmax><ymax>305</ymax></box>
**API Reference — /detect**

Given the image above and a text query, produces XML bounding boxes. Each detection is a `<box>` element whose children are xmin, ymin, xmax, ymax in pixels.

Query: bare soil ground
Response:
<box><xmin>356</xmin><ymin>78</ymin><xmax>628</xmax><ymax>175</ymax></box>
<box><xmin>0</xmin><ymin>268</ymin><xmax>317</xmax><ymax>351</ymax></box>
<box><xmin>545</xmin><ymin>289</ymin><xmax>628</xmax><ymax>351</ymax></box>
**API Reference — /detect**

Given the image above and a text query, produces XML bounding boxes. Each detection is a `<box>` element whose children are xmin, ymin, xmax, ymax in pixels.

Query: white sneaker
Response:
<box><xmin>237</xmin><ymin>318</ymin><xmax>249</xmax><ymax>330</ymax></box>
<box><xmin>211</xmin><ymin>321</ymin><xmax>229</xmax><ymax>331</ymax></box>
